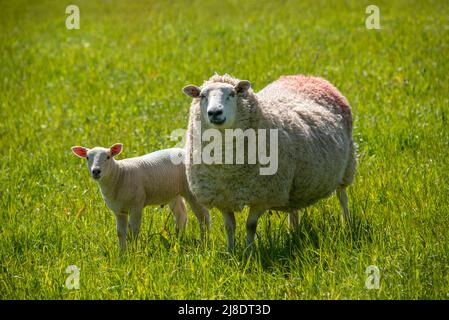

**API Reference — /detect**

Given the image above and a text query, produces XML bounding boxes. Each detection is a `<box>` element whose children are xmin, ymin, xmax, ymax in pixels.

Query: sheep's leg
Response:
<box><xmin>221</xmin><ymin>210</ymin><xmax>236</xmax><ymax>252</ymax></box>
<box><xmin>185</xmin><ymin>196</ymin><xmax>211</xmax><ymax>241</ymax></box>
<box><xmin>336</xmin><ymin>186</ymin><xmax>351</xmax><ymax>223</ymax></box>
<box><xmin>114</xmin><ymin>212</ymin><xmax>128</xmax><ymax>253</ymax></box>
<box><xmin>288</xmin><ymin>210</ymin><xmax>300</xmax><ymax>231</ymax></box>
<box><xmin>128</xmin><ymin>206</ymin><xmax>143</xmax><ymax>241</ymax></box>
<box><xmin>245</xmin><ymin>207</ymin><xmax>265</xmax><ymax>254</ymax></box>
<box><xmin>169</xmin><ymin>196</ymin><xmax>188</xmax><ymax>237</ymax></box>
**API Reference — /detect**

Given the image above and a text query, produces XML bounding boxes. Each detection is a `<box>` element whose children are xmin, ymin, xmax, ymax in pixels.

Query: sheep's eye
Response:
<box><xmin>86</xmin><ymin>157</ymin><xmax>89</xmax><ymax>161</ymax></box>
<box><xmin>229</xmin><ymin>92</ymin><xmax>235</xmax><ymax>97</ymax></box>
<box><xmin>107</xmin><ymin>156</ymin><xmax>110</xmax><ymax>160</ymax></box>
<box><xmin>200</xmin><ymin>94</ymin><xmax>206</xmax><ymax>99</ymax></box>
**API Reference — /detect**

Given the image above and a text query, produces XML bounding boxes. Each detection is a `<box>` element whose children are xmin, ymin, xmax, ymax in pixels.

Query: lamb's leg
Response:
<box><xmin>185</xmin><ymin>195</ymin><xmax>211</xmax><ymax>241</ymax></box>
<box><xmin>336</xmin><ymin>186</ymin><xmax>351</xmax><ymax>223</ymax></box>
<box><xmin>128</xmin><ymin>206</ymin><xmax>143</xmax><ymax>241</ymax></box>
<box><xmin>169</xmin><ymin>196</ymin><xmax>187</xmax><ymax>237</ymax></box>
<box><xmin>245</xmin><ymin>207</ymin><xmax>265</xmax><ymax>254</ymax></box>
<box><xmin>221</xmin><ymin>210</ymin><xmax>236</xmax><ymax>252</ymax></box>
<box><xmin>114</xmin><ymin>212</ymin><xmax>128</xmax><ymax>253</ymax></box>
<box><xmin>288</xmin><ymin>210</ymin><xmax>300</xmax><ymax>231</ymax></box>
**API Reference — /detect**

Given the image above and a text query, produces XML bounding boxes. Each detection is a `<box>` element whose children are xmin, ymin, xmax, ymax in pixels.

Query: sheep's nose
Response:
<box><xmin>207</xmin><ymin>108</ymin><xmax>223</xmax><ymax>118</ymax></box>
<box><xmin>92</xmin><ymin>168</ymin><xmax>101</xmax><ymax>175</ymax></box>
<box><xmin>208</xmin><ymin>108</ymin><xmax>226</xmax><ymax>124</ymax></box>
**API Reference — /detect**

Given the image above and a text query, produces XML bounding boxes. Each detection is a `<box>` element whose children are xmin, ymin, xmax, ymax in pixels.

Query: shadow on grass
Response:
<box><xmin>110</xmin><ymin>207</ymin><xmax>374</xmax><ymax>271</ymax></box>
<box><xmin>253</xmin><ymin>210</ymin><xmax>374</xmax><ymax>271</ymax></box>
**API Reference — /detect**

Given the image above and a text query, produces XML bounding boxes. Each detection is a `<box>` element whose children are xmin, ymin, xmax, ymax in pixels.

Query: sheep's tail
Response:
<box><xmin>341</xmin><ymin>139</ymin><xmax>356</xmax><ymax>187</ymax></box>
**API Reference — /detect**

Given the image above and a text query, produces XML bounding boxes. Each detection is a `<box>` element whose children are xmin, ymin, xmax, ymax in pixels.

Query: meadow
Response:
<box><xmin>0</xmin><ymin>0</ymin><xmax>448</xmax><ymax>299</ymax></box>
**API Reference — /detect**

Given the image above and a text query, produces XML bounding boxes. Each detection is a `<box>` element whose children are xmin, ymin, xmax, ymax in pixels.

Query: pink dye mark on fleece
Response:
<box><xmin>279</xmin><ymin>75</ymin><xmax>350</xmax><ymax>111</ymax></box>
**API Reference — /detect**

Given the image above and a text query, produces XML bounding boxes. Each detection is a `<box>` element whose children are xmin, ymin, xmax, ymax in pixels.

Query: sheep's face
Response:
<box><xmin>183</xmin><ymin>80</ymin><xmax>251</xmax><ymax>129</ymax></box>
<box><xmin>71</xmin><ymin>144</ymin><xmax>123</xmax><ymax>181</ymax></box>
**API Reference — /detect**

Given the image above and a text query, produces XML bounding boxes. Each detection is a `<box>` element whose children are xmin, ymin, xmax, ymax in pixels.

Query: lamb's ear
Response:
<box><xmin>71</xmin><ymin>146</ymin><xmax>88</xmax><ymax>158</ymax></box>
<box><xmin>235</xmin><ymin>80</ymin><xmax>251</xmax><ymax>95</ymax></box>
<box><xmin>182</xmin><ymin>85</ymin><xmax>201</xmax><ymax>98</ymax></box>
<box><xmin>110</xmin><ymin>143</ymin><xmax>123</xmax><ymax>157</ymax></box>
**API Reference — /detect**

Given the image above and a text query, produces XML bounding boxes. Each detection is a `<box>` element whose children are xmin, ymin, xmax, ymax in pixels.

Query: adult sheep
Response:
<box><xmin>182</xmin><ymin>74</ymin><xmax>356</xmax><ymax>252</ymax></box>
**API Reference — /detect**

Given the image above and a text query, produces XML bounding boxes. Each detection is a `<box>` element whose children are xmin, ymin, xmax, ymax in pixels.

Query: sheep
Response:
<box><xmin>71</xmin><ymin>143</ymin><xmax>210</xmax><ymax>252</ymax></box>
<box><xmin>182</xmin><ymin>74</ymin><xmax>356</xmax><ymax>252</ymax></box>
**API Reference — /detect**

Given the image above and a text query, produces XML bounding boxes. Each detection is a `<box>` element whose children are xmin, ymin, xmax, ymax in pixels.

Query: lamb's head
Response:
<box><xmin>183</xmin><ymin>79</ymin><xmax>251</xmax><ymax>129</ymax></box>
<box><xmin>71</xmin><ymin>143</ymin><xmax>123</xmax><ymax>181</ymax></box>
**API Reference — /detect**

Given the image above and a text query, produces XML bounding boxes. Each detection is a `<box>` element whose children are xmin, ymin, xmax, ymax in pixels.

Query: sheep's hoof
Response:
<box><xmin>244</xmin><ymin>243</ymin><xmax>256</xmax><ymax>258</ymax></box>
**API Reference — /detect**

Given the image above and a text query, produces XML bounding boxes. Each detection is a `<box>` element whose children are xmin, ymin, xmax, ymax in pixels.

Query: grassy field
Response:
<box><xmin>1</xmin><ymin>0</ymin><xmax>448</xmax><ymax>299</ymax></box>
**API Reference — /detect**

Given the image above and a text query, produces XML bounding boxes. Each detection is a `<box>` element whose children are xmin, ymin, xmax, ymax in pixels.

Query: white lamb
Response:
<box><xmin>71</xmin><ymin>143</ymin><xmax>210</xmax><ymax>252</ymax></box>
<box><xmin>182</xmin><ymin>74</ymin><xmax>356</xmax><ymax>252</ymax></box>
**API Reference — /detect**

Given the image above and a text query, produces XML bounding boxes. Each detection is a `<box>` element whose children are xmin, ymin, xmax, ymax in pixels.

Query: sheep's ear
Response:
<box><xmin>182</xmin><ymin>85</ymin><xmax>201</xmax><ymax>98</ymax></box>
<box><xmin>110</xmin><ymin>143</ymin><xmax>123</xmax><ymax>157</ymax></box>
<box><xmin>71</xmin><ymin>146</ymin><xmax>88</xmax><ymax>158</ymax></box>
<box><xmin>234</xmin><ymin>80</ymin><xmax>251</xmax><ymax>95</ymax></box>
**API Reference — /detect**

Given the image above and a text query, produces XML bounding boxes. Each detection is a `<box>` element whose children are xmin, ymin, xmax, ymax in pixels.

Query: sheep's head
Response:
<box><xmin>183</xmin><ymin>80</ymin><xmax>251</xmax><ymax>129</ymax></box>
<box><xmin>71</xmin><ymin>143</ymin><xmax>123</xmax><ymax>181</ymax></box>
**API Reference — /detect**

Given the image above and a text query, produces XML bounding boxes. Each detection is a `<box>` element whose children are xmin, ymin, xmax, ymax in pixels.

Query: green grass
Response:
<box><xmin>1</xmin><ymin>0</ymin><xmax>448</xmax><ymax>299</ymax></box>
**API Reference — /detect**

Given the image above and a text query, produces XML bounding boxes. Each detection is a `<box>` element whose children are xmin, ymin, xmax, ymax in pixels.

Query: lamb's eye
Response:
<box><xmin>200</xmin><ymin>94</ymin><xmax>206</xmax><ymax>99</ymax></box>
<box><xmin>229</xmin><ymin>92</ymin><xmax>235</xmax><ymax>97</ymax></box>
<box><xmin>86</xmin><ymin>157</ymin><xmax>89</xmax><ymax>161</ymax></box>
<box><xmin>107</xmin><ymin>156</ymin><xmax>110</xmax><ymax>160</ymax></box>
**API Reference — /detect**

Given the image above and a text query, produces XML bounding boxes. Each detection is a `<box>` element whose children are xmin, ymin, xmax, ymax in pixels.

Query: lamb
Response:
<box><xmin>182</xmin><ymin>74</ymin><xmax>356</xmax><ymax>252</ymax></box>
<box><xmin>71</xmin><ymin>143</ymin><xmax>210</xmax><ymax>252</ymax></box>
